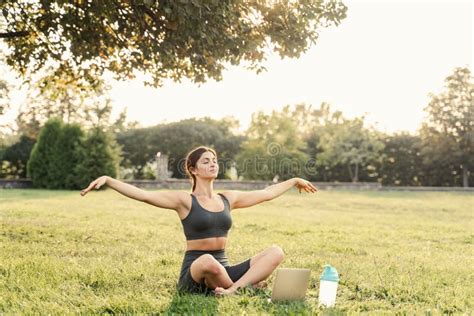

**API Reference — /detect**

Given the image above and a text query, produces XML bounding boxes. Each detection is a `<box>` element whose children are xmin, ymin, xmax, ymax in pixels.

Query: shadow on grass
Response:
<box><xmin>235</xmin><ymin>286</ymin><xmax>334</xmax><ymax>315</ymax></box>
<box><xmin>161</xmin><ymin>289</ymin><xmax>219</xmax><ymax>315</ymax></box>
<box><xmin>161</xmin><ymin>286</ymin><xmax>318</xmax><ymax>315</ymax></box>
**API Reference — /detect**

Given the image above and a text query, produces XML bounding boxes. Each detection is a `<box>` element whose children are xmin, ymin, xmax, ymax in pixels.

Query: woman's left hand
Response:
<box><xmin>294</xmin><ymin>177</ymin><xmax>318</xmax><ymax>194</ymax></box>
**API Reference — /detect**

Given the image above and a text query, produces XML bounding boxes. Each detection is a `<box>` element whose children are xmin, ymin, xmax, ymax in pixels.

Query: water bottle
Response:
<box><xmin>318</xmin><ymin>264</ymin><xmax>339</xmax><ymax>307</ymax></box>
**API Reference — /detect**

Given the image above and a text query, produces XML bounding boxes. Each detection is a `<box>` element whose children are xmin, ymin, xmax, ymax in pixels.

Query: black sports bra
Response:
<box><xmin>180</xmin><ymin>193</ymin><xmax>232</xmax><ymax>241</ymax></box>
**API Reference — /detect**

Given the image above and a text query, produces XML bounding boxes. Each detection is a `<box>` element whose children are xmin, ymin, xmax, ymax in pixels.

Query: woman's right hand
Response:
<box><xmin>80</xmin><ymin>176</ymin><xmax>108</xmax><ymax>196</ymax></box>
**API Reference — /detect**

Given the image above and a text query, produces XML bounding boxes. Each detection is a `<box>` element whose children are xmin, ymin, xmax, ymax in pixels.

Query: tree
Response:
<box><xmin>296</xmin><ymin>102</ymin><xmax>356</xmax><ymax>182</ymax></box>
<box><xmin>376</xmin><ymin>133</ymin><xmax>423</xmax><ymax>186</ymax></box>
<box><xmin>74</xmin><ymin>128</ymin><xmax>121</xmax><ymax>188</ymax></box>
<box><xmin>235</xmin><ymin>105</ymin><xmax>310</xmax><ymax>180</ymax></box>
<box><xmin>1</xmin><ymin>1</ymin><xmax>348</xmax><ymax>87</ymax></box>
<box><xmin>27</xmin><ymin>118</ymin><xmax>86</xmax><ymax>189</ymax></box>
<box><xmin>27</xmin><ymin>118</ymin><xmax>63</xmax><ymax>188</ymax></box>
<box><xmin>26</xmin><ymin>117</ymin><xmax>119</xmax><ymax>189</ymax></box>
<box><xmin>420</xmin><ymin>66</ymin><xmax>473</xmax><ymax>187</ymax></box>
<box><xmin>419</xmin><ymin>132</ymin><xmax>464</xmax><ymax>186</ymax></box>
<box><xmin>0</xmin><ymin>134</ymin><xmax>35</xmax><ymax>178</ymax></box>
<box><xmin>316</xmin><ymin>117</ymin><xmax>384</xmax><ymax>183</ymax></box>
<box><xmin>116</xmin><ymin>127</ymin><xmax>155</xmax><ymax>179</ymax></box>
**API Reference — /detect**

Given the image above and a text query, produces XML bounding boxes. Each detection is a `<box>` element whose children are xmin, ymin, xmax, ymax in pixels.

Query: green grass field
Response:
<box><xmin>1</xmin><ymin>189</ymin><xmax>472</xmax><ymax>314</ymax></box>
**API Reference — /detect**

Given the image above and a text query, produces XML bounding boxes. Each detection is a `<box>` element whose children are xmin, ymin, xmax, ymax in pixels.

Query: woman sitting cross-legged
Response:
<box><xmin>80</xmin><ymin>145</ymin><xmax>318</xmax><ymax>296</ymax></box>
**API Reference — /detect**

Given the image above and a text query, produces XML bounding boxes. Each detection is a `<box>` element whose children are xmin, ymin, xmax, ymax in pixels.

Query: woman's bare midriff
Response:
<box><xmin>186</xmin><ymin>236</ymin><xmax>227</xmax><ymax>251</ymax></box>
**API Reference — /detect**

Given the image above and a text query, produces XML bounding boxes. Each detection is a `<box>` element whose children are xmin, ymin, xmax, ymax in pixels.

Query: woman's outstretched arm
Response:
<box><xmin>80</xmin><ymin>176</ymin><xmax>187</xmax><ymax>211</ymax></box>
<box><xmin>80</xmin><ymin>176</ymin><xmax>147</xmax><ymax>202</ymax></box>
<box><xmin>267</xmin><ymin>177</ymin><xmax>318</xmax><ymax>198</ymax></box>
<box><xmin>222</xmin><ymin>177</ymin><xmax>318</xmax><ymax>210</ymax></box>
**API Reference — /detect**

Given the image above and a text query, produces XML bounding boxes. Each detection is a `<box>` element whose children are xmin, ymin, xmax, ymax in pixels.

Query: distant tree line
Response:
<box><xmin>0</xmin><ymin>67</ymin><xmax>472</xmax><ymax>188</ymax></box>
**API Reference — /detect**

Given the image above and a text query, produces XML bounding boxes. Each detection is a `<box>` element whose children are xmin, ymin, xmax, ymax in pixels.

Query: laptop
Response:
<box><xmin>270</xmin><ymin>268</ymin><xmax>311</xmax><ymax>302</ymax></box>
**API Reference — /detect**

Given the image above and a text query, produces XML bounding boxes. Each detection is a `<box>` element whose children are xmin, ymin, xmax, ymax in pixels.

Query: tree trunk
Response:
<box><xmin>462</xmin><ymin>165</ymin><xmax>469</xmax><ymax>187</ymax></box>
<box><xmin>347</xmin><ymin>164</ymin><xmax>353</xmax><ymax>182</ymax></box>
<box><xmin>354</xmin><ymin>163</ymin><xmax>359</xmax><ymax>183</ymax></box>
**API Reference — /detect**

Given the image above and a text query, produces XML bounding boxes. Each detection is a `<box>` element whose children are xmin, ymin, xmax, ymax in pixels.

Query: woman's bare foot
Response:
<box><xmin>213</xmin><ymin>286</ymin><xmax>237</xmax><ymax>296</ymax></box>
<box><xmin>214</xmin><ymin>281</ymin><xmax>268</xmax><ymax>296</ymax></box>
<box><xmin>252</xmin><ymin>281</ymin><xmax>268</xmax><ymax>289</ymax></box>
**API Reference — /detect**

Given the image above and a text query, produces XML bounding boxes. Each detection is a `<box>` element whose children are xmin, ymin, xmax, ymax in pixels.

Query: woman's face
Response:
<box><xmin>193</xmin><ymin>151</ymin><xmax>219</xmax><ymax>178</ymax></box>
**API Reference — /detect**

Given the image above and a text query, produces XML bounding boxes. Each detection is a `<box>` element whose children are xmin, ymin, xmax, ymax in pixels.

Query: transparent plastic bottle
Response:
<box><xmin>318</xmin><ymin>264</ymin><xmax>339</xmax><ymax>307</ymax></box>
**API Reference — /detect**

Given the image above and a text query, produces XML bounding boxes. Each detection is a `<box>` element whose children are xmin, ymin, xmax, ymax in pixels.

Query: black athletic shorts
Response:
<box><xmin>176</xmin><ymin>249</ymin><xmax>251</xmax><ymax>295</ymax></box>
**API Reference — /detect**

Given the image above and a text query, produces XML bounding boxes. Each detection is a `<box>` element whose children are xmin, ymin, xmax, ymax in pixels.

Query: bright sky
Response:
<box><xmin>1</xmin><ymin>0</ymin><xmax>472</xmax><ymax>135</ymax></box>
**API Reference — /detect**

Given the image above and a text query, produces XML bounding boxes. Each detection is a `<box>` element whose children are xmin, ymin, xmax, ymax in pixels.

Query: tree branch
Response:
<box><xmin>0</xmin><ymin>31</ymin><xmax>29</xmax><ymax>38</ymax></box>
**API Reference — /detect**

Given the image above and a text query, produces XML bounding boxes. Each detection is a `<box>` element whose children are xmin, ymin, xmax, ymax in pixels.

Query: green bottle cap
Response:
<box><xmin>320</xmin><ymin>264</ymin><xmax>339</xmax><ymax>282</ymax></box>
